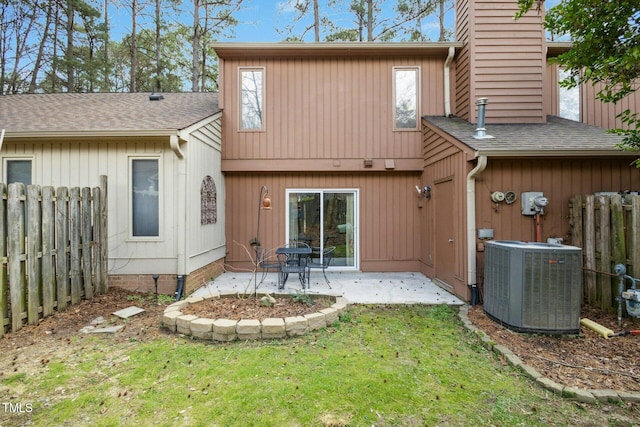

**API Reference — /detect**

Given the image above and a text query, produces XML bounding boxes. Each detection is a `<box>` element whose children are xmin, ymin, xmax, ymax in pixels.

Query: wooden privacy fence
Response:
<box><xmin>569</xmin><ymin>193</ymin><xmax>640</xmax><ymax>313</ymax></box>
<box><xmin>0</xmin><ymin>176</ymin><xmax>108</xmax><ymax>337</ymax></box>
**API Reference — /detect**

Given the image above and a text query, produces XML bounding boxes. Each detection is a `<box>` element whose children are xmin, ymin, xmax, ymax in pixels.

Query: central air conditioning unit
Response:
<box><xmin>483</xmin><ymin>240</ymin><xmax>582</xmax><ymax>334</ymax></box>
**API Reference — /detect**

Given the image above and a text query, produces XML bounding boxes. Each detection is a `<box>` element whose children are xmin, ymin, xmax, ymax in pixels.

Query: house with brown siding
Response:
<box><xmin>1</xmin><ymin>0</ymin><xmax>637</xmax><ymax>302</ymax></box>
<box><xmin>215</xmin><ymin>0</ymin><xmax>640</xmax><ymax>300</ymax></box>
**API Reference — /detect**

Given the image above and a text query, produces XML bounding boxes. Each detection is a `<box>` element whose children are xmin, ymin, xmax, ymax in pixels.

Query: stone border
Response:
<box><xmin>162</xmin><ymin>291</ymin><xmax>348</xmax><ymax>341</ymax></box>
<box><xmin>458</xmin><ymin>305</ymin><xmax>640</xmax><ymax>404</ymax></box>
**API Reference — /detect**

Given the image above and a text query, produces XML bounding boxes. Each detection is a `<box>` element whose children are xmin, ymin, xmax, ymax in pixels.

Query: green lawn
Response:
<box><xmin>1</xmin><ymin>304</ymin><xmax>636</xmax><ymax>426</ymax></box>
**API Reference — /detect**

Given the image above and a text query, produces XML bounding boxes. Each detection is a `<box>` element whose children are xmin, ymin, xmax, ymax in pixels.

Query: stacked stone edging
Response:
<box><xmin>162</xmin><ymin>291</ymin><xmax>348</xmax><ymax>342</ymax></box>
<box><xmin>458</xmin><ymin>305</ymin><xmax>640</xmax><ymax>404</ymax></box>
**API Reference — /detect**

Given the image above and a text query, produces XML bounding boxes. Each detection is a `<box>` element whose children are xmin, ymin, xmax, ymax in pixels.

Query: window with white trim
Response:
<box><xmin>393</xmin><ymin>67</ymin><xmax>420</xmax><ymax>130</ymax></box>
<box><xmin>239</xmin><ymin>67</ymin><xmax>265</xmax><ymax>130</ymax></box>
<box><xmin>5</xmin><ymin>159</ymin><xmax>32</xmax><ymax>185</ymax></box>
<box><xmin>558</xmin><ymin>68</ymin><xmax>580</xmax><ymax>122</ymax></box>
<box><xmin>131</xmin><ymin>158</ymin><xmax>160</xmax><ymax>238</ymax></box>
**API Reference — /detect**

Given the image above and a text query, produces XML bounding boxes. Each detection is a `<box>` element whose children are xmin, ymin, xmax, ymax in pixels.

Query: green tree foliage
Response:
<box><xmin>518</xmin><ymin>0</ymin><xmax>640</xmax><ymax>157</ymax></box>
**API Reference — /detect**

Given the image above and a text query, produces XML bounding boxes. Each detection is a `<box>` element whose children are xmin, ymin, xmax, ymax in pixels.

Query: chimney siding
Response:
<box><xmin>456</xmin><ymin>0</ymin><xmax>546</xmax><ymax>124</ymax></box>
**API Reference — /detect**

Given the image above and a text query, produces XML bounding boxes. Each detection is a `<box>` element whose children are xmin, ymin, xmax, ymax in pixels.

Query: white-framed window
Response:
<box><xmin>558</xmin><ymin>68</ymin><xmax>580</xmax><ymax>122</ymax></box>
<box><xmin>286</xmin><ymin>189</ymin><xmax>359</xmax><ymax>270</ymax></box>
<box><xmin>393</xmin><ymin>66</ymin><xmax>420</xmax><ymax>131</ymax></box>
<box><xmin>239</xmin><ymin>67</ymin><xmax>265</xmax><ymax>131</ymax></box>
<box><xmin>5</xmin><ymin>158</ymin><xmax>33</xmax><ymax>185</ymax></box>
<box><xmin>130</xmin><ymin>157</ymin><xmax>161</xmax><ymax>238</ymax></box>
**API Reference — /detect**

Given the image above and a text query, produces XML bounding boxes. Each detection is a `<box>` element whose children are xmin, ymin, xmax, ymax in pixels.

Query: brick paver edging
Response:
<box><xmin>162</xmin><ymin>291</ymin><xmax>348</xmax><ymax>341</ymax></box>
<box><xmin>458</xmin><ymin>305</ymin><xmax>640</xmax><ymax>404</ymax></box>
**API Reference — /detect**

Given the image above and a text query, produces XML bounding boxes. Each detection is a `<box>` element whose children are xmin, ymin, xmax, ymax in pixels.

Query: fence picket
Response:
<box><xmin>8</xmin><ymin>183</ymin><xmax>26</xmax><ymax>332</ymax></box>
<box><xmin>41</xmin><ymin>187</ymin><xmax>55</xmax><ymax>317</ymax></box>
<box><xmin>596</xmin><ymin>196</ymin><xmax>612</xmax><ymax>312</ymax></box>
<box><xmin>99</xmin><ymin>176</ymin><xmax>108</xmax><ymax>293</ymax></box>
<box><xmin>584</xmin><ymin>195</ymin><xmax>596</xmax><ymax>305</ymax></box>
<box><xmin>0</xmin><ymin>184</ymin><xmax>6</xmax><ymax>337</ymax></box>
<box><xmin>69</xmin><ymin>188</ymin><xmax>82</xmax><ymax>305</ymax></box>
<box><xmin>55</xmin><ymin>187</ymin><xmax>69</xmax><ymax>311</ymax></box>
<box><xmin>92</xmin><ymin>187</ymin><xmax>101</xmax><ymax>291</ymax></box>
<box><xmin>82</xmin><ymin>187</ymin><xmax>93</xmax><ymax>299</ymax></box>
<box><xmin>27</xmin><ymin>185</ymin><xmax>42</xmax><ymax>325</ymax></box>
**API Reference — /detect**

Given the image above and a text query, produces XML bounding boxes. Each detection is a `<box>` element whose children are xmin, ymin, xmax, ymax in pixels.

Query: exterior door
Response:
<box><xmin>434</xmin><ymin>179</ymin><xmax>457</xmax><ymax>290</ymax></box>
<box><xmin>286</xmin><ymin>190</ymin><xmax>358</xmax><ymax>269</ymax></box>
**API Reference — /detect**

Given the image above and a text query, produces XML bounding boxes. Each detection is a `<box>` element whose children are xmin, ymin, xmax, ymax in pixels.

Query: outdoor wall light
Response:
<box><xmin>415</xmin><ymin>185</ymin><xmax>432</xmax><ymax>199</ymax></box>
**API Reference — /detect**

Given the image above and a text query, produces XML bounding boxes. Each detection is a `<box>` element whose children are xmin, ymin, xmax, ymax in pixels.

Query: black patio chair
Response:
<box><xmin>307</xmin><ymin>246</ymin><xmax>335</xmax><ymax>288</ymax></box>
<box><xmin>276</xmin><ymin>242</ymin><xmax>311</xmax><ymax>289</ymax></box>
<box><xmin>253</xmin><ymin>245</ymin><xmax>281</xmax><ymax>286</ymax></box>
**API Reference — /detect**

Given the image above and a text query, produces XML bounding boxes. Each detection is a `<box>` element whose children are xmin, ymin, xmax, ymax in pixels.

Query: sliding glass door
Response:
<box><xmin>286</xmin><ymin>189</ymin><xmax>358</xmax><ymax>269</ymax></box>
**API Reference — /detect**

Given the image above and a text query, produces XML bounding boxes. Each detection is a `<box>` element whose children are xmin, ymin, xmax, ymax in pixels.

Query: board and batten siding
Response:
<box><xmin>545</xmin><ymin>61</ymin><xmax>640</xmax><ymax>132</ymax></box>
<box><xmin>0</xmin><ymin>139</ymin><xmax>181</xmax><ymax>275</ymax></box>
<box><xmin>224</xmin><ymin>172</ymin><xmax>423</xmax><ymax>272</ymax></box>
<box><xmin>455</xmin><ymin>0</ymin><xmax>546</xmax><ymax>124</ymax></box>
<box><xmin>475</xmin><ymin>158</ymin><xmax>640</xmax><ymax>244</ymax></box>
<box><xmin>186</xmin><ymin>118</ymin><xmax>226</xmax><ymax>273</ymax></box>
<box><xmin>219</xmin><ymin>55</ymin><xmax>447</xmax><ymax>164</ymax></box>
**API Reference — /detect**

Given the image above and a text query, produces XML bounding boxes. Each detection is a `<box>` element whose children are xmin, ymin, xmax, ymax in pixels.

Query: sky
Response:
<box><xmin>107</xmin><ymin>0</ymin><xmax>455</xmax><ymax>43</ymax></box>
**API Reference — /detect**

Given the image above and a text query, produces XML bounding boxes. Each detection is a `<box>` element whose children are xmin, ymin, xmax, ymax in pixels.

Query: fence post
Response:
<box><xmin>41</xmin><ymin>187</ymin><xmax>55</xmax><ymax>317</ymax></box>
<box><xmin>8</xmin><ymin>183</ymin><xmax>26</xmax><ymax>332</ymax></box>
<box><xmin>55</xmin><ymin>187</ymin><xmax>69</xmax><ymax>310</ymax></box>
<box><xmin>0</xmin><ymin>184</ymin><xmax>6</xmax><ymax>337</ymax></box>
<box><xmin>26</xmin><ymin>185</ymin><xmax>42</xmax><ymax>325</ymax></box>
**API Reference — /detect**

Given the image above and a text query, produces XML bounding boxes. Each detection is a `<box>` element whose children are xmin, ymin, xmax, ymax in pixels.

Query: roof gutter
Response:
<box><xmin>466</xmin><ymin>155</ymin><xmax>487</xmax><ymax>287</ymax></box>
<box><xmin>1</xmin><ymin>129</ymin><xmax>181</xmax><ymax>139</ymax></box>
<box><xmin>474</xmin><ymin>149</ymin><xmax>639</xmax><ymax>158</ymax></box>
<box><xmin>444</xmin><ymin>47</ymin><xmax>455</xmax><ymax>117</ymax></box>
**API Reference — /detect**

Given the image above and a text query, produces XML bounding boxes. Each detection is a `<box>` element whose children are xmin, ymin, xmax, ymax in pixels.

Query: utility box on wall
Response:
<box><xmin>483</xmin><ymin>240</ymin><xmax>582</xmax><ymax>334</ymax></box>
<box><xmin>521</xmin><ymin>192</ymin><xmax>549</xmax><ymax>215</ymax></box>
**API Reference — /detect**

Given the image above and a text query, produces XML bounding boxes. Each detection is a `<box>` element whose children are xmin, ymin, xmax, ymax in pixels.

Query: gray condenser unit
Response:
<box><xmin>483</xmin><ymin>240</ymin><xmax>582</xmax><ymax>334</ymax></box>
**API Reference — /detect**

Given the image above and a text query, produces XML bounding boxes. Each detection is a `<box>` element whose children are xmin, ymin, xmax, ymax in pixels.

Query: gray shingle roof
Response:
<box><xmin>0</xmin><ymin>92</ymin><xmax>219</xmax><ymax>134</ymax></box>
<box><xmin>424</xmin><ymin>115</ymin><xmax>631</xmax><ymax>156</ymax></box>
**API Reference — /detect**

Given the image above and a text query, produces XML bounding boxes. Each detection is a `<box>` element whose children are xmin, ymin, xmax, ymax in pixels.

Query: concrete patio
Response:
<box><xmin>192</xmin><ymin>271</ymin><xmax>464</xmax><ymax>305</ymax></box>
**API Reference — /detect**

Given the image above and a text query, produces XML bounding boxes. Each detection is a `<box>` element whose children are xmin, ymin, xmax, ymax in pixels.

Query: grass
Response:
<box><xmin>0</xmin><ymin>305</ymin><xmax>633</xmax><ymax>426</ymax></box>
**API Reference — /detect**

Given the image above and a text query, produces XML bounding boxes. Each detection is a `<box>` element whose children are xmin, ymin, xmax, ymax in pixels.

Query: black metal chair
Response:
<box><xmin>276</xmin><ymin>242</ymin><xmax>311</xmax><ymax>289</ymax></box>
<box><xmin>253</xmin><ymin>245</ymin><xmax>281</xmax><ymax>286</ymax></box>
<box><xmin>307</xmin><ymin>246</ymin><xmax>335</xmax><ymax>288</ymax></box>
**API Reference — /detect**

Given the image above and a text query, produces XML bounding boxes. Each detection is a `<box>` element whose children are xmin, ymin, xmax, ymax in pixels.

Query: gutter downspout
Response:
<box><xmin>443</xmin><ymin>47</ymin><xmax>455</xmax><ymax>117</ymax></box>
<box><xmin>172</xmin><ymin>134</ymin><xmax>188</xmax><ymax>284</ymax></box>
<box><xmin>466</xmin><ymin>155</ymin><xmax>487</xmax><ymax>288</ymax></box>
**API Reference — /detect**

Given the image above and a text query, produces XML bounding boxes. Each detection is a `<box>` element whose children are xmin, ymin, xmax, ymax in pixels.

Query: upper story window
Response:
<box><xmin>131</xmin><ymin>158</ymin><xmax>160</xmax><ymax>238</ymax></box>
<box><xmin>558</xmin><ymin>68</ymin><xmax>580</xmax><ymax>122</ymax></box>
<box><xmin>393</xmin><ymin>67</ymin><xmax>420</xmax><ymax>131</ymax></box>
<box><xmin>239</xmin><ymin>67</ymin><xmax>264</xmax><ymax>130</ymax></box>
<box><xmin>5</xmin><ymin>159</ymin><xmax>32</xmax><ymax>185</ymax></box>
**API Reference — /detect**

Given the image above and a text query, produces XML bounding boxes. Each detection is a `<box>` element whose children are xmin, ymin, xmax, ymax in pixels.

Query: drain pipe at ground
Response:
<box><xmin>466</xmin><ymin>155</ymin><xmax>487</xmax><ymax>293</ymax></box>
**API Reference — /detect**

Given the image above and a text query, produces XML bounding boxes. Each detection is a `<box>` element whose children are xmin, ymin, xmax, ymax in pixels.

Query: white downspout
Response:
<box><xmin>172</xmin><ymin>134</ymin><xmax>187</xmax><ymax>276</ymax></box>
<box><xmin>466</xmin><ymin>155</ymin><xmax>487</xmax><ymax>287</ymax></box>
<box><xmin>444</xmin><ymin>47</ymin><xmax>455</xmax><ymax>117</ymax></box>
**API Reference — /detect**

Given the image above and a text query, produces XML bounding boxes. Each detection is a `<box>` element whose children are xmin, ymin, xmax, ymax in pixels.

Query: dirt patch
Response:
<box><xmin>2</xmin><ymin>287</ymin><xmax>639</xmax><ymax>395</ymax></box>
<box><xmin>467</xmin><ymin>304</ymin><xmax>640</xmax><ymax>392</ymax></box>
<box><xmin>180</xmin><ymin>294</ymin><xmax>335</xmax><ymax>321</ymax></box>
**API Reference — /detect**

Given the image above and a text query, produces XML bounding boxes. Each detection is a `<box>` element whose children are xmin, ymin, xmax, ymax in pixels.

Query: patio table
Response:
<box><xmin>276</xmin><ymin>246</ymin><xmax>312</xmax><ymax>289</ymax></box>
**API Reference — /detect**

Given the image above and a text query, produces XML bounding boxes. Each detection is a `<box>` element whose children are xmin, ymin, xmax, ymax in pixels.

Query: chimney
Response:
<box><xmin>473</xmin><ymin>98</ymin><xmax>494</xmax><ymax>139</ymax></box>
